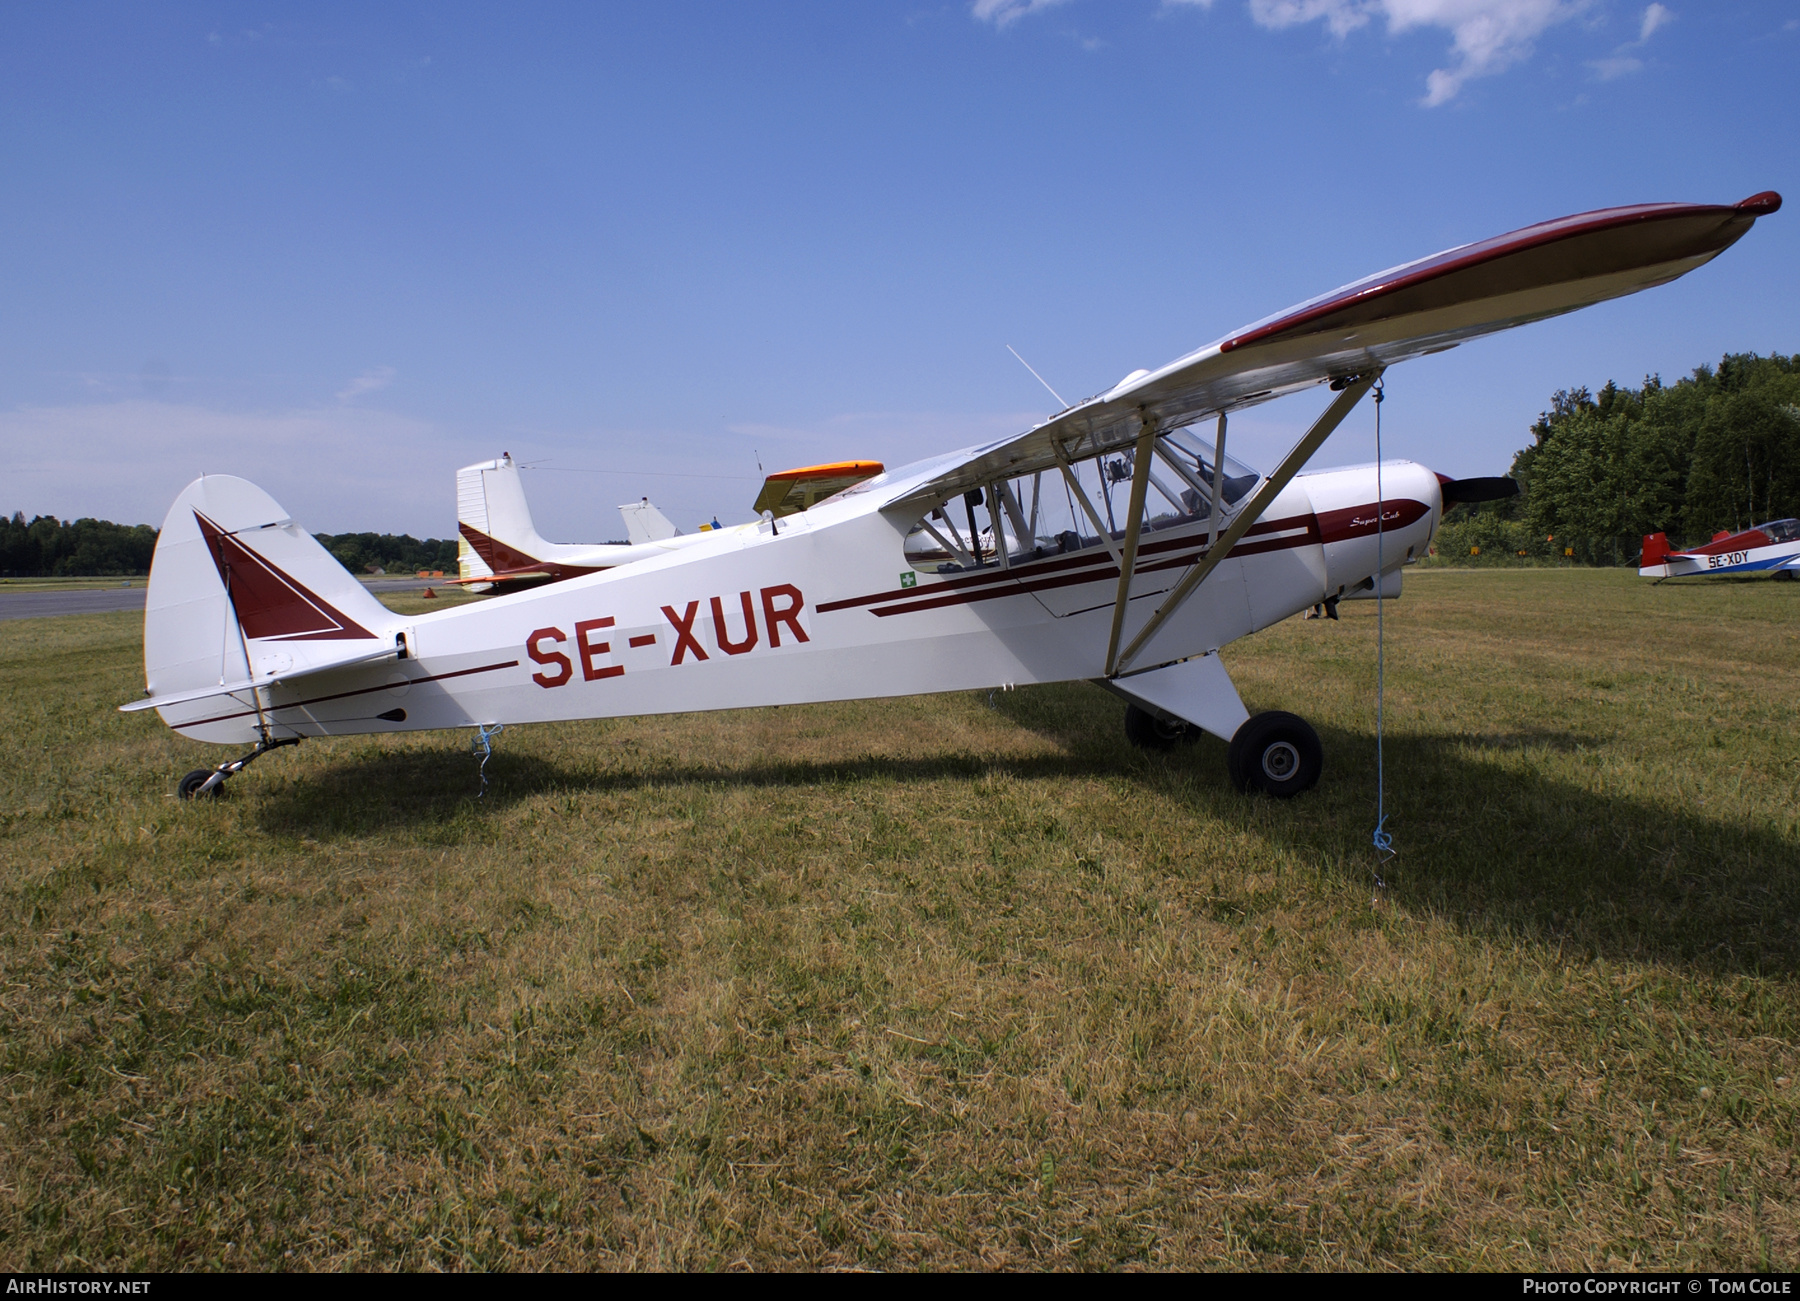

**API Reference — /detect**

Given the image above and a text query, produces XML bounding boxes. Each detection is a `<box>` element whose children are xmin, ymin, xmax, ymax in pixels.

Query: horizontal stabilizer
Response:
<box><xmin>120</xmin><ymin>643</ymin><xmax>401</xmax><ymax>713</ymax></box>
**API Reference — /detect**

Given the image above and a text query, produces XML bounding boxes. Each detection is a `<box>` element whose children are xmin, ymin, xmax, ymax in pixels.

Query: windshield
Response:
<box><xmin>902</xmin><ymin>429</ymin><xmax>1263</xmax><ymax>573</ymax></box>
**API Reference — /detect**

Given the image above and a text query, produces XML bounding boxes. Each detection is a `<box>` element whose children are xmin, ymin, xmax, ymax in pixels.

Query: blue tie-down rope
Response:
<box><xmin>471</xmin><ymin>722</ymin><xmax>504</xmax><ymax>798</ymax></box>
<box><xmin>1371</xmin><ymin>379</ymin><xmax>1394</xmax><ymax>895</ymax></box>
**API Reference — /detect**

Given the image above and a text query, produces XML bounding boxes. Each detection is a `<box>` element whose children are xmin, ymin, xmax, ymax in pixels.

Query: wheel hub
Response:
<box><xmin>1261</xmin><ymin>740</ymin><xmax>1299</xmax><ymax>782</ymax></box>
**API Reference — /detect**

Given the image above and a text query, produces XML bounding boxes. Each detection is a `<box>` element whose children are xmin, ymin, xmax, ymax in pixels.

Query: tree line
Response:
<box><xmin>0</xmin><ymin>513</ymin><xmax>458</xmax><ymax>578</ymax></box>
<box><xmin>1437</xmin><ymin>352</ymin><xmax>1800</xmax><ymax>565</ymax></box>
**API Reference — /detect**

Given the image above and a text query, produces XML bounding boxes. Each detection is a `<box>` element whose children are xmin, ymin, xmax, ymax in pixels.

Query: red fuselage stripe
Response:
<box><xmin>817</xmin><ymin>511</ymin><xmax>1323</xmax><ymax>615</ymax></box>
<box><xmin>832</xmin><ymin>500</ymin><xmax>1424</xmax><ymax>620</ymax></box>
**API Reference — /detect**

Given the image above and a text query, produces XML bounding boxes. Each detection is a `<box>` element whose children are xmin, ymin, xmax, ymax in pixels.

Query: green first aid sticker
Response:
<box><xmin>900</xmin><ymin>572</ymin><xmax>917</xmax><ymax>588</ymax></box>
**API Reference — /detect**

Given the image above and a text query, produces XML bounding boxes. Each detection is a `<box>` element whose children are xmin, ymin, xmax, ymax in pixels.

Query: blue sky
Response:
<box><xmin>3</xmin><ymin>1</ymin><xmax>1796</xmax><ymax>540</ymax></box>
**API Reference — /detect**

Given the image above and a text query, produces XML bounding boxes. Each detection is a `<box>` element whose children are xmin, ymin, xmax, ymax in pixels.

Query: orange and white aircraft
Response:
<box><xmin>123</xmin><ymin>193</ymin><xmax>1781</xmax><ymax>799</ymax></box>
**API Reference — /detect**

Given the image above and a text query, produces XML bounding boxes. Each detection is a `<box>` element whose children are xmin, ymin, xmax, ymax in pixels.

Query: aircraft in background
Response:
<box><xmin>1639</xmin><ymin>520</ymin><xmax>1800</xmax><ymax>580</ymax></box>
<box><xmin>453</xmin><ymin>453</ymin><xmax>689</xmax><ymax>592</ymax></box>
<box><xmin>121</xmin><ymin>193</ymin><xmax>1781</xmax><ymax>801</ymax></box>
<box><xmin>454</xmin><ymin>454</ymin><xmax>887</xmax><ymax>592</ymax></box>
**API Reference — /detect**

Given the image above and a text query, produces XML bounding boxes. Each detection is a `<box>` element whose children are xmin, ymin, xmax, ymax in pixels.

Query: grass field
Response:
<box><xmin>1</xmin><ymin>569</ymin><xmax>1795</xmax><ymax>1270</ymax></box>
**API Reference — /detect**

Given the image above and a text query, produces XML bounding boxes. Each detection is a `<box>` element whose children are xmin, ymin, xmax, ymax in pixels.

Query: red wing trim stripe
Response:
<box><xmin>1219</xmin><ymin>200</ymin><xmax>1769</xmax><ymax>355</ymax></box>
<box><xmin>171</xmin><ymin>659</ymin><xmax>520</xmax><ymax>730</ymax></box>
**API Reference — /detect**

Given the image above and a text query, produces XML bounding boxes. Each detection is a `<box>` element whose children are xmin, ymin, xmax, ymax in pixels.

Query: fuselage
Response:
<box><xmin>158</xmin><ymin>455</ymin><xmax>1442</xmax><ymax>745</ymax></box>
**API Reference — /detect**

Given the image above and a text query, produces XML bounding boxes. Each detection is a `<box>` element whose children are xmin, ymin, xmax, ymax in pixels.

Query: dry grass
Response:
<box><xmin>0</xmin><ymin>569</ymin><xmax>1795</xmax><ymax>1270</ymax></box>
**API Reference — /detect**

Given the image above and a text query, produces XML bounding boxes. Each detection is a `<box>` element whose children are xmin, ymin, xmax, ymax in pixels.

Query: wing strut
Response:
<box><xmin>1052</xmin><ymin>446</ymin><xmax>1126</xmax><ymax>569</ymax></box>
<box><xmin>1103</xmin><ymin>419</ymin><xmax>1160</xmax><ymax>677</ymax></box>
<box><xmin>1111</xmin><ymin>370</ymin><xmax>1384</xmax><ymax>678</ymax></box>
<box><xmin>1205</xmin><ymin>413</ymin><xmax>1228</xmax><ymax>551</ymax></box>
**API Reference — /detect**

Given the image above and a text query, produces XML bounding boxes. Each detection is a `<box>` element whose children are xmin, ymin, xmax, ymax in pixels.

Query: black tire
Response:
<box><xmin>1226</xmin><ymin>711</ymin><xmax>1323</xmax><ymax>798</ymax></box>
<box><xmin>178</xmin><ymin>768</ymin><xmax>222</xmax><ymax>800</ymax></box>
<box><xmin>1123</xmin><ymin>703</ymin><xmax>1200</xmax><ymax>751</ymax></box>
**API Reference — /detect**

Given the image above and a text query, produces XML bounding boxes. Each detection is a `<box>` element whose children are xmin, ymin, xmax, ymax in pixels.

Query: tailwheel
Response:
<box><xmin>178</xmin><ymin>768</ymin><xmax>224</xmax><ymax>800</ymax></box>
<box><xmin>175</xmin><ymin>735</ymin><xmax>301</xmax><ymax>802</ymax></box>
<box><xmin>1227</xmin><ymin>710</ymin><xmax>1323</xmax><ymax>798</ymax></box>
<box><xmin>1123</xmin><ymin>703</ymin><xmax>1200</xmax><ymax>751</ymax></box>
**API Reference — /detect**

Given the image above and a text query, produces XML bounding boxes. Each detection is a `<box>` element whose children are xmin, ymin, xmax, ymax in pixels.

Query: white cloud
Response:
<box><xmin>971</xmin><ymin>0</ymin><xmax>1072</xmax><ymax>27</ymax></box>
<box><xmin>1587</xmin><ymin>53</ymin><xmax>1641</xmax><ymax>79</ymax></box>
<box><xmin>1248</xmin><ymin>0</ymin><xmax>1587</xmax><ymax>105</ymax></box>
<box><xmin>1638</xmin><ymin>2</ymin><xmax>1672</xmax><ymax>41</ymax></box>
<box><xmin>1585</xmin><ymin>3</ymin><xmax>1670</xmax><ymax>82</ymax></box>
<box><xmin>336</xmin><ymin>366</ymin><xmax>395</xmax><ymax>402</ymax></box>
<box><xmin>1249</xmin><ymin>0</ymin><xmax>1372</xmax><ymax>39</ymax></box>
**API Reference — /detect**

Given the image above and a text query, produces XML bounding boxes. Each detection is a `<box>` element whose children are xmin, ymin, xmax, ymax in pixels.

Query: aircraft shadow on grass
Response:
<box><xmin>252</xmin><ymin>702</ymin><xmax>1798</xmax><ymax>980</ymax></box>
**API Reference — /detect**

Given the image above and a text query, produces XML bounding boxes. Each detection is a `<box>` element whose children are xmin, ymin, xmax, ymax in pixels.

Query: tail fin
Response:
<box><xmin>1638</xmin><ymin>531</ymin><xmax>1672</xmax><ymax>569</ymax></box>
<box><xmin>619</xmin><ymin>497</ymin><xmax>679</xmax><ymax>545</ymax></box>
<box><xmin>457</xmin><ymin>453</ymin><xmax>561</xmax><ymax>586</ymax></box>
<box><xmin>142</xmin><ymin>475</ymin><xmax>398</xmax><ymax>742</ymax></box>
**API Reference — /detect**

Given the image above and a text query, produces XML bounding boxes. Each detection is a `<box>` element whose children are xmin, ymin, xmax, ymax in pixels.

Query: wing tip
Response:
<box><xmin>1737</xmin><ymin>191</ymin><xmax>1782</xmax><ymax>216</ymax></box>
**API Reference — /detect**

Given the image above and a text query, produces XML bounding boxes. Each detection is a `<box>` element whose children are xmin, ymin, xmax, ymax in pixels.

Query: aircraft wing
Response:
<box><xmin>755</xmin><ymin>461</ymin><xmax>886</xmax><ymax>518</ymax></box>
<box><xmin>884</xmin><ymin>193</ymin><xmax>1781</xmax><ymax>511</ymax></box>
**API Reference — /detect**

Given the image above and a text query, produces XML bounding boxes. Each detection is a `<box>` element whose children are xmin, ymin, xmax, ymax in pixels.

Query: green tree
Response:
<box><xmin>1684</xmin><ymin>391</ymin><xmax>1800</xmax><ymax>536</ymax></box>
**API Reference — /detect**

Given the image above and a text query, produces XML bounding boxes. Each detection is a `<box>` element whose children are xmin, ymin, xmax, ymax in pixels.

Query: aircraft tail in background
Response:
<box><xmin>456</xmin><ymin>454</ymin><xmax>561</xmax><ymax>590</ymax></box>
<box><xmin>454</xmin><ymin>454</ymin><xmax>704</xmax><ymax>591</ymax></box>
<box><xmin>619</xmin><ymin>497</ymin><xmax>679</xmax><ymax>545</ymax></box>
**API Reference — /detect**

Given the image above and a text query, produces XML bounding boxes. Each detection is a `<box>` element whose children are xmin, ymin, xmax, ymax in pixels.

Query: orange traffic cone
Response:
<box><xmin>422</xmin><ymin>587</ymin><xmax>436</xmax><ymax>599</ymax></box>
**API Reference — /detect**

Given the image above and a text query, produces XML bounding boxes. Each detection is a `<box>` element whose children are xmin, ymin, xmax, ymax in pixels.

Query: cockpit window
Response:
<box><xmin>902</xmin><ymin>431</ymin><xmax>1263</xmax><ymax>574</ymax></box>
<box><xmin>1753</xmin><ymin>518</ymin><xmax>1800</xmax><ymax>543</ymax></box>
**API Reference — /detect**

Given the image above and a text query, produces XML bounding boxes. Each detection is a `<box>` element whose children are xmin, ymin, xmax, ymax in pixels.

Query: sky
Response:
<box><xmin>3</xmin><ymin>1</ymin><xmax>1796</xmax><ymax>541</ymax></box>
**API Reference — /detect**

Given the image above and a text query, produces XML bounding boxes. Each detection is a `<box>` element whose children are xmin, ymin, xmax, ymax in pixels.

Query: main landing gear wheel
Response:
<box><xmin>1123</xmin><ymin>703</ymin><xmax>1201</xmax><ymax>751</ymax></box>
<box><xmin>177</xmin><ymin>769</ymin><xmax>223</xmax><ymax>800</ymax></box>
<box><xmin>1227</xmin><ymin>711</ymin><xmax>1323</xmax><ymax>798</ymax></box>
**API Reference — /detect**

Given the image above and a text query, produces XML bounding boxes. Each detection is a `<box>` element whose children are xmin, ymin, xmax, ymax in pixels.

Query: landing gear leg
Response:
<box><xmin>178</xmin><ymin>735</ymin><xmax>301</xmax><ymax>800</ymax></box>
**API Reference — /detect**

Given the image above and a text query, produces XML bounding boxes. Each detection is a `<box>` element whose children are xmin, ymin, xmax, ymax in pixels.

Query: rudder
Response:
<box><xmin>143</xmin><ymin>476</ymin><xmax>398</xmax><ymax>741</ymax></box>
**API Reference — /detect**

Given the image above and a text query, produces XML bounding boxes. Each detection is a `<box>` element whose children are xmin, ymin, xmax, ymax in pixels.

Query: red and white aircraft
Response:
<box><xmin>1639</xmin><ymin>520</ymin><xmax>1800</xmax><ymax>580</ymax></box>
<box><xmin>123</xmin><ymin>193</ymin><xmax>1782</xmax><ymax>799</ymax></box>
<box><xmin>453</xmin><ymin>453</ymin><xmax>694</xmax><ymax>592</ymax></box>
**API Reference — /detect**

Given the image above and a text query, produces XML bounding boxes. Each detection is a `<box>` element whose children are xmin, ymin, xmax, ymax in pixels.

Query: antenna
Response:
<box><xmin>755</xmin><ymin>448</ymin><xmax>765</xmax><ymax>474</ymax></box>
<box><xmin>1007</xmin><ymin>345</ymin><xmax>1068</xmax><ymax>410</ymax></box>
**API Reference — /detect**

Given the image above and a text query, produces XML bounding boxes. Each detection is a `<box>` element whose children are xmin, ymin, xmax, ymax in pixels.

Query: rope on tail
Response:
<box><xmin>472</xmin><ymin>722</ymin><xmax>505</xmax><ymax>798</ymax></box>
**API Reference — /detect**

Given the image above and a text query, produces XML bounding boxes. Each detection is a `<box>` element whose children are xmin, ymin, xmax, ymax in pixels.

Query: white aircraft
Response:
<box><xmin>123</xmin><ymin>192</ymin><xmax>1781</xmax><ymax>800</ymax></box>
<box><xmin>453</xmin><ymin>453</ymin><xmax>887</xmax><ymax>591</ymax></box>
<box><xmin>453</xmin><ymin>453</ymin><xmax>691</xmax><ymax>592</ymax></box>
